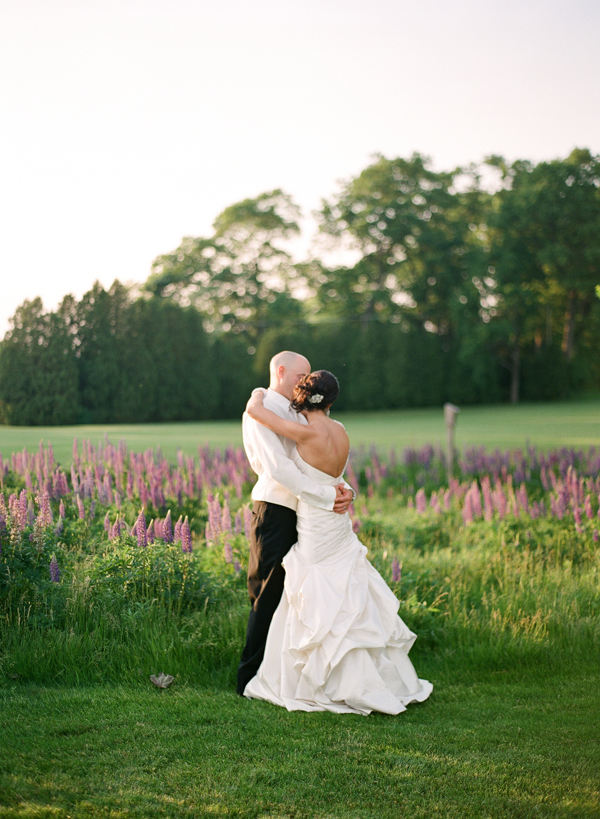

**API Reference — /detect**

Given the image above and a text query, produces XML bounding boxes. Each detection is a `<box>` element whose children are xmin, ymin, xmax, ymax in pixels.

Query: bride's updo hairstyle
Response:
<box><xmin>291</xmin><ymin>370</ymin><xmax>339</xmax><ymax>412</ymax></box>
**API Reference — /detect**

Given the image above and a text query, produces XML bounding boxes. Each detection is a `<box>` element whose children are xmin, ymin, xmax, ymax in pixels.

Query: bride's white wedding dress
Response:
<box><xmin>244</xmin><ymin>450</ymin><xmax>433</xmax><ymax>715</ymax></box>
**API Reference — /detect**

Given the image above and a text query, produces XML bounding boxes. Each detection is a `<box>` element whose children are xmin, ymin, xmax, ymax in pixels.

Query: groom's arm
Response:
<box><xmin>245</xmin><ymin>416</ymin><xmax>339</xmax><ymax>512</ymax></box>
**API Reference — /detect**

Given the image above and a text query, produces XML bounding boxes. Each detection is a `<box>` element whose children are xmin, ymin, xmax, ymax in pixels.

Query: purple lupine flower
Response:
<box><xmin>0</xmin><ymin>494</ymin><xmax>6</xmax><ymax>536</ymax></box>
<box><xmin>163</xmin><ymin>510</ymin><xmax>173</xmax><ymax>543</ymax></box>
<box><xmin>136</xmin><ymin>510</ymin><xmax>147</xmax><ymax>548</ymax></box>
<box><xmin>574</xmin><ymin>507</ymin><xmax>583</xmax><ymax>534</ymax></box>
<box><xmin>26</xmin><ymin>498</ymin><xmax>35</xmax><ymax>527</ymax></box>
<box><xmin>234</xmin><ymin>511</ymin><xmax>242</xmax><ymax>535</ymax></box>
<box><xmin>103</xmin><ymin>511</ymin><xmax>111</xmax><ymax>532</ymax></box>
<box><xmin>146</xmin><ymin>519</ymin><xmax>155</xmax><ymax>544</ymax></box>
<box><xmin>174</xmin><ymin>515</ymin><xmax>183</xmax><ymax>542</ymax></box>
<box><xmin>243</xmin><ymin>506</ymin><xmax>252</xmax><ymax>540</ymax></box>
<box><xmin>593</xmin><ymin>529</ymin><xmax>599</xmax><ymax>543</ymax></box>
<box><xmin>126</xmin><ymin>472</ymin><xmax>134</xmax><ymax>501</ymax></box>
<box><xmin>49</xmin><ymin>555</ymin><xmax>60</xmax><ymax>583</ymax></box>
<box><xmin>392</xmin><ymin>558</ymin><xmax>401</xmax><ymax>582</ymax></box>
<box><xmin>234</xmin><ymin>558</ymin><xmax>241</xmax><ymax>575</ymax></box>
<box><xmin>352</xmin><ymin>518</ymin><xmax>362</xmax><ymax>533</ymax></box>
<box><xmin>223</xmin><ymin>537</ymin><xmax>233</xmax><ymax>564</ymax></box>
<box><xmin>208</xmin><ymin>497</ymin><xmax>222</xmax><ymax>540</ymax></box>
<box><xmin>555</xmin><ymin>491</ymin><xmax>566</xmax><ymax>520</ymax></box>
<box><xmin>109</xmin><ymin>517</ymin><xmax>120</xmax><ymax>540</ymax></box>
<box><xmin>181</xmin><ymin>517</ymin><xmax>192</xmax><ymax>553</ymax></box>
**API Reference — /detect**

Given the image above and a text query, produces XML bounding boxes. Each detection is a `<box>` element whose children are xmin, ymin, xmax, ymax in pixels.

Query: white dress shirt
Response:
<box><xmin>243</xmin><ymin>389</ymin><xmax>339</xmax><ymax>512</ymax></box>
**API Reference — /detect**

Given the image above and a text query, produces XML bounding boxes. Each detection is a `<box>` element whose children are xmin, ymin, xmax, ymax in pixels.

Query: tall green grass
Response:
<box><xmin>2</xmin><ymin>499</ymin><xmax>598</xmax><ymax>688</ymax></box>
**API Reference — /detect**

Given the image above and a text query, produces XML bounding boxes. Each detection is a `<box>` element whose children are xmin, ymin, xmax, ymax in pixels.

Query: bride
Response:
<box><xmin>243</xmin><ymin>369</ymin><xmax>432</xmax><ymax>716</ymax></box>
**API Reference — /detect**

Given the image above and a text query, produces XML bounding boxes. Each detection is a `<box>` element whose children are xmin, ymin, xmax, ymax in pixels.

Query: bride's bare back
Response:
<box><xmin>246</xmin><ymin>393</ymin><xmax>349</xmax><ymax>478</ymax></box>
<box><xmin>297</xmin><ymin>415</ymin><xmax>349</xmax><ymax>477</ymax></box>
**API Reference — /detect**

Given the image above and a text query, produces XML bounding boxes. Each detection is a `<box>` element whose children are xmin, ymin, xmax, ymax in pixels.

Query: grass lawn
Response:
<box><xmin>1</xmin><ymin>671</ymin><xmax>598</xmax><ymax>819</ymax></box>
<box><xmin>1</xmin><ymin>397</ymin><xmax>599</xmax><ymax>465</ymax></box>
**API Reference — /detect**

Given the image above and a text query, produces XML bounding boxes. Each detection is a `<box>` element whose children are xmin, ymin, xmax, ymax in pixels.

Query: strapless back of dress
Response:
<box><xmin>244</xmin><ymin>449</ymin><xmax>433</xmax><ymax>716</ymax></box>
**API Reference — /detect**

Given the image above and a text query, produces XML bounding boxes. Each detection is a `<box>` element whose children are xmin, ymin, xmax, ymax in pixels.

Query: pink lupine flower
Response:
<box><xmin>136</xmin><ymin>509</ymin><xmax>147</xmax><ymax>548</ymax></box>
<box><xmin>462</xmin><ymin>490</ymin><xmax>474</xmax><ymax>525</ymax></box>
<box><xmin>234</xmin><ymin>511</ymin><xmax>242</xmax><ymax>535</ymax></box>
<box><xmin>162</xmin><ymin>510</ymin><xmax>173</xmax><ymax>543</ymax></box>
<box><xmin>244</xmin><ymin>506</ymin><xmax>252</xmax><ymax>540</ymax></box>
<box><xmin>76</xmin><ymin>495</ymin><xmax>85</xmax><ymax>520</ymax></box>
<box><xmin>470</xmin><ymin>482</ymin><xmax>482</xmax><ymax>518</ymax></box>
<box><xmin>181</xmin><ymin>517</ymin><xmax>192</xmax><ymax>553</ymax></box>
<box><xmin>221</xmin><ymin>503</ymin><xmax>232</xmax><ymax>533</ymax></box>
<box><xmin>174</xmin><ymin>515</ymin><xmax>183</xmax><ymax>542</ymax></box>
<box><xmin>0</xmin><ymin>495</ymin><xmax>7</xmax><ymax>536</ymax></box>
<box><xmin>517</xmin><ymin>483</ymin><xmax>529</xmax><ymax>516</ymax></box>
<box><xmin>392</xmin><ymin>558</ymin><xmax>401</xmax><ymax>582</ymax></box>
<box><xmin>415</xmin><ymin>488</ymin><xmax>426</xmax><ymax>514</ymax></box>
<box><xmin>36</xmin><ymin>492</ymin><xmax>52</xmax><ymax>528</ymax></box>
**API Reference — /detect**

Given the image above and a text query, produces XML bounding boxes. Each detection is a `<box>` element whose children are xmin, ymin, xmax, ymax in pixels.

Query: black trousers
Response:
<box><xmin>236</xmin><ymin>501</ymin><xmax>297</xmax><ymax>695</ymax></box>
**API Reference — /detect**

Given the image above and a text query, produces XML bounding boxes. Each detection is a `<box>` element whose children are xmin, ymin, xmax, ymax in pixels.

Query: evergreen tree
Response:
<box><xmin>0</xmin><ymin>298</ymin><xmax>80</xmax><ymax>425</ymax></box>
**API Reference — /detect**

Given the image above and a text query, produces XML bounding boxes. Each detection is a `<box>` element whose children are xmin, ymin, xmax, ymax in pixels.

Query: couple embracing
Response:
<box><xmin>237</xmin><ymin>351</ymin><xmax>432</xmax><ymax>715</ymax></box>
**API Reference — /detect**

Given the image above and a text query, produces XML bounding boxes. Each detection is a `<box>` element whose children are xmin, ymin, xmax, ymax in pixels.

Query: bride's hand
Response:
<box><xmin>246</xmin><ymin>388</ymin><xmax>266</xmax><ymax>414</ymax></box>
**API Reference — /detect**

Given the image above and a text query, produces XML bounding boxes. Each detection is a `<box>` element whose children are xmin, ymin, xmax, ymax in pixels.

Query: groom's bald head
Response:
<box><xmin>269</xmin><ymin>351</ymin><xmax>311</xmax><ymax>399</ymax></box>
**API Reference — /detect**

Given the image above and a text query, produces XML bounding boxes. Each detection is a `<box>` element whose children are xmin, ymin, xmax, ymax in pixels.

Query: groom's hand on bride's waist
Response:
<box><xmin>333</xmin><ymin>484</ymin><xmax>353</xmax><ymax>514</ymax></box>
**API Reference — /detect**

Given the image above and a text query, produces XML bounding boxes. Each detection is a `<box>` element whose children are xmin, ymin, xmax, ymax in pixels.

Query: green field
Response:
<box><xmin>1</xmin><ymin>397</ymin><xmax>599</xmax><ymax>465</ymax></box>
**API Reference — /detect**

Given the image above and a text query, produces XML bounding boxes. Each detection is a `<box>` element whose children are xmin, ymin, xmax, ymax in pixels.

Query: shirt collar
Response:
<box><xmin>266</xmin><ymin>388</ymin><xmax>292</xmax><ymax>411</ymax></box>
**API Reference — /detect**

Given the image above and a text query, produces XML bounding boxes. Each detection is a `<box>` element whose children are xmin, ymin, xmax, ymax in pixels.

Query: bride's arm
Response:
<box><xmin>245</xmin><ymin>392</ymin><xmax>312</xmax><ymax>445</ymax></box>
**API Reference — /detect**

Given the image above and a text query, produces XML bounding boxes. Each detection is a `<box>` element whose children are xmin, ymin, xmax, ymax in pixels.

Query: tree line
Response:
<box><xmin>1</xmin><ymin>148</ymin><xmax>599</xmax><ymax>426</ymax></box>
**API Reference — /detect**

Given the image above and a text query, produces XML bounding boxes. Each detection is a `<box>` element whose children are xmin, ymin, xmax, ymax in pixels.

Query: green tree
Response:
<box><xmin>144</xmin><ymin>190</ymin><xmax>302</xmax><ymax>337</ymax></box>
<box><xmin>313</xmin><ymin>153</ymin><xmax>485</xmax><ymax>334</ymax></box>
<box><xmin>75</xmin><ymin>281</ymin><xmax>131</xmax><ymax>423</ymax></box>
<box><xmin>487</xmin><ymin>148</ymin><xmax>600</xmax><ymax>401</ymax></box>
<box><xmin>0</xmin><ymin>298</ymin><xmax>81</xmax><ymax>425</ymax></box>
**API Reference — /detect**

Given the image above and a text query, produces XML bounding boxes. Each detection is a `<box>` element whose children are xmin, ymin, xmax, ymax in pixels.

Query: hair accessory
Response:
<box><xmin>309</xmin><ymin>393</ymin><xmax>324</xmax><ymax>404</ymax></box>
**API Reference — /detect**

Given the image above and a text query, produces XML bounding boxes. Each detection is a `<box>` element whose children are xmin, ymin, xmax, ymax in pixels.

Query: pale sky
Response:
<box><xmin>1</xmin><ymin>0</ymin><xmax>599</xmax><ymax>335</ymax></box>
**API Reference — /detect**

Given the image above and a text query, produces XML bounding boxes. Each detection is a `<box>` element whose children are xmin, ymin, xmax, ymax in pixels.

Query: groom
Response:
<box><xmin>236</xmin><ymin>350</ymin><xmax>354</xmax><ymax>695</ymax></box>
